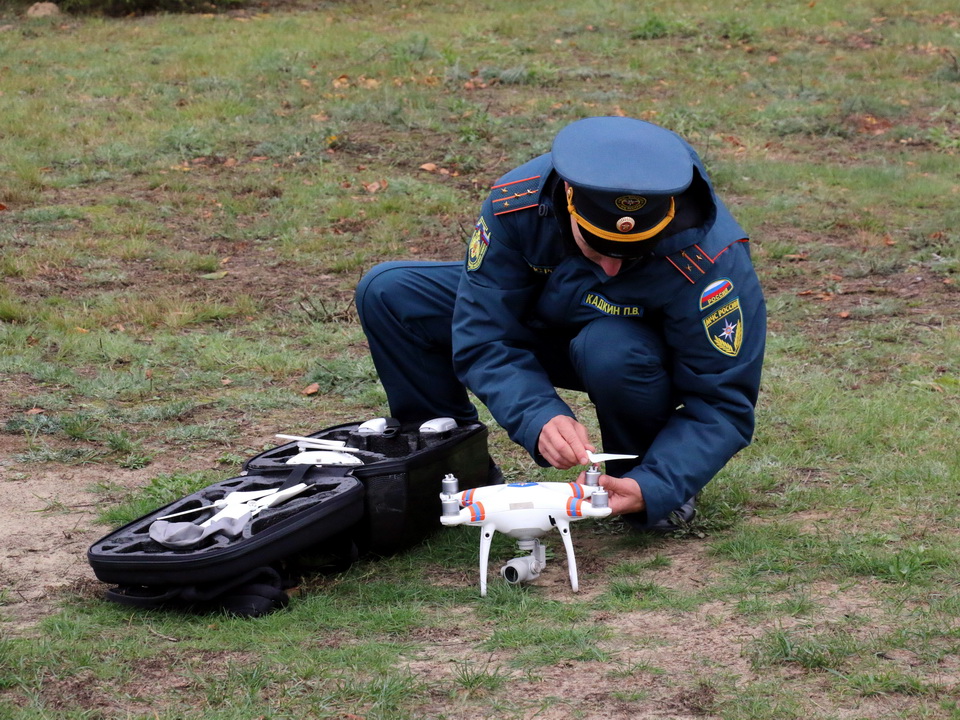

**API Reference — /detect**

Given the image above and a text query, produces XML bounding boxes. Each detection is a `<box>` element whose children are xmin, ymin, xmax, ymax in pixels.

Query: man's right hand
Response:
<box><xmin>596</xmin><ymin>474</ymin><xmax>645</xmax><ymax>516</ymax></box>
<box><xmin>537</xmin><ymin>415</ymin><xmax>594</xmax><ymax>470</ymax></box>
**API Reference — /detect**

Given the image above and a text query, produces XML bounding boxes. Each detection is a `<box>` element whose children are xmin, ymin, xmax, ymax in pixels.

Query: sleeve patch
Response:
<box><xmin>703</xmin><ymin>298</ymin><xmax>743</xmax><ymax>357</ymax></box>
<box><xmin>699</xmin><ymin>278</ymin><xmax>734</xmax><ymax>310</ymax></box>
<box><xmin>467</xmin><ymin>217</ymin><xmax>491</xmax><ymax>271</ymax></box>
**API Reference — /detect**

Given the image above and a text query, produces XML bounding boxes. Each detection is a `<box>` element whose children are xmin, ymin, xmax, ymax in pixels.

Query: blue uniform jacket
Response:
<box><xmin>451</xmin><ymin>145</ymin><xmax>766</xmax><ymax>524</ymax></box>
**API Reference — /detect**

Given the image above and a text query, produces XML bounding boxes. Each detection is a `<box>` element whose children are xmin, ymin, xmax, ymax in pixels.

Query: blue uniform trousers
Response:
<box><xmin>356</xmin><ymin>261</ymin><xmax>674</xmax><ymax>477</ymax></box>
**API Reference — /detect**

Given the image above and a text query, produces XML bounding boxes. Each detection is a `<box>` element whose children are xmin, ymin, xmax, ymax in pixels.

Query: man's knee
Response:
<box><xmin>572</xmin><ymin>317</ymin><xmax>667</xmax><ymax>382</ymax></box>
<box><xmin>355</xmin><ymin>261</ymin><xmax>411</xmax><ymax>322</ymax></box>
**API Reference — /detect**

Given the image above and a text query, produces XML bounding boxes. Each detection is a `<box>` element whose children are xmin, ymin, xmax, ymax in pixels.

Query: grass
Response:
<box><xmin>1</xmin><ymin>0</ymin><xmax>959</xmax><ymax>717</ymax></box>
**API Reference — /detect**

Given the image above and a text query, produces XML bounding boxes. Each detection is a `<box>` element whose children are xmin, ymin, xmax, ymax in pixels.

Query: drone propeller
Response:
<box><xmin>586</xmin><ymin>451</ymin><xmax>639</xmax><ymax>464</ymax></box>
<box><xmin>275</xmin><ymin>434</ymin><xmax>355</xmax><ymax>450</ymax></box>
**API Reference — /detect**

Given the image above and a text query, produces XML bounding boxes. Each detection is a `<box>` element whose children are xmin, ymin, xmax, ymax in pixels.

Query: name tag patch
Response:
<box><xmin>582</xmin><ymin>292</ymin><xmax>643</xmax><ymax>317</ymax></box>
<box><xmin>527</xmin><ymin>263</ymin><xmax>555</xmax><ymax>275</ymax></box>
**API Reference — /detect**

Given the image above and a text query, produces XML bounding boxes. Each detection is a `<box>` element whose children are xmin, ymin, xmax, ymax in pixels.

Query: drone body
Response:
<box><xmin>442</xmin><ymin>481</ymin><xmax>610</xmax><ymax>535</ymax></box>
<box><xmin>439</xmin><ymin>453</ymin><xmax>635</xmax><ymax>596</ymax></box>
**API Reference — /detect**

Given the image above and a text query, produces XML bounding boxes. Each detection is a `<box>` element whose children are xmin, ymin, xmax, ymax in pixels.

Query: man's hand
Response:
<box><xmin>576</xmin><ymin>471</ymin><xmax>645</xmax><ymax>516</ymax></box>
<box><xmin>538</xmin><ymin>415</ymin><xmax>594</xmax><ymax>469</ymax></box>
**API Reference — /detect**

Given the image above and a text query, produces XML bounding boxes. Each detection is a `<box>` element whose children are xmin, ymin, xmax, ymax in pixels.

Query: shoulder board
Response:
<box><xmin>491</xmin><ymin>175</ymin><xmax>542</xmax><ymax>216</ymax></box>
<box><xmin>665</xmin><ymin>239</ymin><xmax>748</xmax><ymax>284</ymax></box>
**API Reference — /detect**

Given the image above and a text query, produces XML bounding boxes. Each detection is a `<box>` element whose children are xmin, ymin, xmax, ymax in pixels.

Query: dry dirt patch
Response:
<box><xmin>0</xmin><ymin>433</ymin><xmax>184</xmax><ymax>631</ymax></box>
<box><xmin>0</xmin><ymin>453</ymin><xmax>103</xmax><ymax>629</ymax></box>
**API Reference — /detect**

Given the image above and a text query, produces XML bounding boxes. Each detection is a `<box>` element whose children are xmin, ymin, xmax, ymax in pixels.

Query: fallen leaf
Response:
<box><xmin>0</xmin><ymin>203</ymin><xmax>7</xmax><ymax>211</ymax></box>
<box><xmin>200</xmin><ymin>271</ymin><xmax>229</xmax><ymax>280</ymax></box>
<box><xmin>419</xmin><ymin>162</ymin><xmax>438</xmax><ymax>172</ymax></box>
<box><xmin>221</xmin><ymin>378</ymin><xmax>232</xmax><ymax>386</ymax></box>
<box><xmin>26</xmin><ymin>408</ymin><xmax>44</xmax><ymax>415</ymax></box>
<box><xmin>302</xmin><ymin>382</ymin><xmax>320</xmax><ymax>396</ymax></box>
<box><xmin>838</xmin><ymin>311</ymin><xmax>851</xmax><ymax>319</ymax></box>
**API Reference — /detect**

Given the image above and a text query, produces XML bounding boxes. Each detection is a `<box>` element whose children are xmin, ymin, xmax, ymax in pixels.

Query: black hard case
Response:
<box><xmin>87</xmin><ymin>421</ymin><xmax>489</xmax><ymax>587</ymax></box>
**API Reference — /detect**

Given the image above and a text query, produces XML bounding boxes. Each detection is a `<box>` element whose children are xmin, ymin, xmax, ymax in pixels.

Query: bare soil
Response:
<box><xmin>0</xmin><ymin>436</ymin><xmax>187</xmax><ymax>629</ymax></box>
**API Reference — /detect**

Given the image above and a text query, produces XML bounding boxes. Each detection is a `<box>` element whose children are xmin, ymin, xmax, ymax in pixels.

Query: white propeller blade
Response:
<box><xmin>586</xmin><ymin>451</ymin><xmax>639</xmax><ymax>464</ymax></box>
<box><xmin>275</xmin><ymin>434</ymin><xmax>351</xmax><ymax>449</ymax></box>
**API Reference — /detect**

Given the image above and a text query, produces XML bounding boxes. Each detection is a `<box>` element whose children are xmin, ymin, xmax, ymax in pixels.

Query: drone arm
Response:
<box><xmin>439</xmin><ymin>502</ymin><xmax>487</xmax><ymax>527</ymax></box>
<box><xmin>566</xmin><ymin>496</ymin><xmax>613</xmax><ymax>519</ymax></box>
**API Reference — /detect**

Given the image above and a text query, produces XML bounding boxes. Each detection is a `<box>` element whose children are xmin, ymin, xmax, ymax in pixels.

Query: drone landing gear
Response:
<box><xmin>480</xmin><ymin>519</ymin><xmax>580</xmax><ymax>597</ymax></box>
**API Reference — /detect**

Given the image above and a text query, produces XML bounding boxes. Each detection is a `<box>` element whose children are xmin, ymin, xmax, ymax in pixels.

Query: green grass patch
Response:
<box><xmin>2</xmin><ymin>0</ymin><xmax>960</xmax><ymax>718</ymax></box>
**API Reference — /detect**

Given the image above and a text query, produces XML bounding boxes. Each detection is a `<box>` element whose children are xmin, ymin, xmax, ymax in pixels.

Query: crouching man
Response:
<box><xmin>355</xmin><ymin>116</ymin><xmax>765</xmax><ymax>531</ymax></box>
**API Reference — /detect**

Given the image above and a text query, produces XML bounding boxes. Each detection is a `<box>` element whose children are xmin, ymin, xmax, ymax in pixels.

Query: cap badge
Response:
<box><xmin>615</xmin><ymin>195</ymin><xmax>646</xmax><ymax>212</ymax></box>
<box><xmin>616</xmin><ymin>217</ymin><xmax>636</xmax><ymax>233</ymax></box>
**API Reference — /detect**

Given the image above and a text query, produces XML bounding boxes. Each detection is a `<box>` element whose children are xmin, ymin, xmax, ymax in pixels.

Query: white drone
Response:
<box><xmin>275</xmin><ymin>433</ymin><xmax>364</xmax><ymax>466</ymax></box>
<box><xmin>439</xmin><ymin>451</ymin><xmax>637</xmax><ymax>596</ymax></box>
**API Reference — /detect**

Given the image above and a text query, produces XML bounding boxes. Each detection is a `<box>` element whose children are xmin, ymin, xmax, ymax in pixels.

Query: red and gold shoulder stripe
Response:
<box><xmin>665</xmin><ymin>239</ymin><xmax>748</xmax><ymax>283</ymax></box>
<box><xmin>492</xmin><ymin>175</ymin><xmax>542</xmax><ymax>216</ymax></box>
